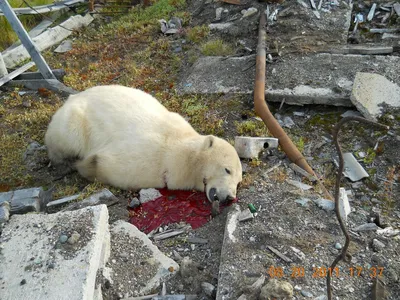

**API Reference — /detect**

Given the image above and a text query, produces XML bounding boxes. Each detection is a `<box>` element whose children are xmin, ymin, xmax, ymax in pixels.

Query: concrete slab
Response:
<box><xmin>350</xmin><ymin>72</ymin><xmax>400</xmax><ymax>121</ymax></box>
<box><xmin>178</xmin><ymin>54</ymin><xmax>400</xmax><ymax>107</ymax></box>
<box><xmin>107</xmin><ymin>221</ymin><xmax>179</xmax><ymax>297</ymax></box>
<box><xmin>0</xmin><ymin>205</ymin><xmax>110</xmax><ymax>300</ymax></box>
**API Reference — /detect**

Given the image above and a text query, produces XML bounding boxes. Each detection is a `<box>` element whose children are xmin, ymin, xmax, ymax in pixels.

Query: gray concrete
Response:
<box><xmin>108</xmin><ymin>221</ymin><xmax>179</xmax><ymax>297</ymax></box>
<box><xmin>350</xmin><ymin>72</ymin><xmax>400</xmax><ymax>121</ymax></box>
<box><xmin>178</xmin><ymin>54</ymin><xmax>400</xmax><ymax>107</ymax></box>
<box><xmin>0</xmin><ymin>205</ymin><xmax>110</xmax><ymax>300</ymax></box>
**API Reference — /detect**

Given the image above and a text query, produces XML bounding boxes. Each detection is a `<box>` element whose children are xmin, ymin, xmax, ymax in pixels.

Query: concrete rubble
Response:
<box><xmin>351</xmin><ymin>72</ymin><xmax>400</xmax><ymax>121</ymax></box>
<box><xmin>178</xmin><ymin>54</ymin><xmax>400</xmax><ymax>107</ymax></box>
<box><xmin>0</xmin><ymin>205</ymin><xmax>110</xmax><ymax>300</ymax></box>
<box><xmin>0</xmin><ymin>204</ymin><xmax>180</xmax><ymax>300</ymax></box>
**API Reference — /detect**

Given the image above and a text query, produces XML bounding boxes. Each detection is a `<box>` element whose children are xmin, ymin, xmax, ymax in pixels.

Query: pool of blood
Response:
<box><xmin>128</xmin><ymin>188</ymin><xmax>236</xmax><ymax>234</ymax></box>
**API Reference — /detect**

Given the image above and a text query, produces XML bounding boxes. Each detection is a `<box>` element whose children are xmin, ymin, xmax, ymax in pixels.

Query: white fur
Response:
<box><xmin>45</xmin><ymin>85</ymin><xmax>242</xmax><ymax>202</ymax></box>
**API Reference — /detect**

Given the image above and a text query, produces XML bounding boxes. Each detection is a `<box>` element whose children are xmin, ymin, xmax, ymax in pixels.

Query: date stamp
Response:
<box><xmin>266</xmin><ymin>266</ymin><xmax>384</xmax><ymax>279</ymax></box>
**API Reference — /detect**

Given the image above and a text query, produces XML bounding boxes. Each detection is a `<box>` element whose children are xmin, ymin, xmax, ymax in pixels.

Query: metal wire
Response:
<box><xmin>327</xmin><ymin>116</ymin><xmax>389</xmax><ymax>300</ymax></box>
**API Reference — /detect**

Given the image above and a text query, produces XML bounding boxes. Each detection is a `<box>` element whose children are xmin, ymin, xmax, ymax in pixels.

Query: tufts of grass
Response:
<box><xmin>186</xmin><ymin>25</ymin><xmax>209</xmax><ymax>43</ymax></box>
<box><xmin>200</xmin><ymin>39</ymin><xmax>234</xmax><ymax>56</ymax></box>
<box><xmin>235</xmin><ymin>120</ymin><xmax>269</xmax><ymax>137</ymax></box>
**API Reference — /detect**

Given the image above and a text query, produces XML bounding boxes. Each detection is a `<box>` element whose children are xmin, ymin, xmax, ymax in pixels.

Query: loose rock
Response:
<box><xmin>201</xmin><ymin>282</ymin><xmax>215</xmax><ymax>298</ymax></box>
<box><xmin>68</xmin><ymin>232</ymin><xmax>81</xmax><ymax>244</ymax></box>
<box><xmin>259</xmin><ymin>279</ymin><xmax>293</xmax><ymax>300</ymax></box>
<box><xmin>372</xmin><ymin>239</ymin><xmax>385</xmax><ymax>252</ymax></box>
<box><xmin>301</xmin><ymin>290</ymin><xmax>313</xmax><ymax>297</ymax></box>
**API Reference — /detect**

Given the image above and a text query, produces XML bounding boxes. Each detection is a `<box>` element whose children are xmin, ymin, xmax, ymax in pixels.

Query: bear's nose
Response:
<box><xmin>226</xmin><ymin>195</ymin><xmax>235</xmax><ymax>202</ymax></box>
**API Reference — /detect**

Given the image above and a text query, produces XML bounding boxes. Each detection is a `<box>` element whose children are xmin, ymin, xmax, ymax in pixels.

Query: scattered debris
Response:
<box><xmin>128</xmin><ymin>197</ymin><xmax>140</xmax><ymax>208</ymax></box>
<box><xmin>341</xmin><ymin>152</ymin><xmax>369</xmax><ymax>182</ymax></box>
<box><xmin>290</xmin><ymin>246</ymin><xmax>306</xmax><ymax>261</ymax></box>
<box><xmin>234</xmin><ymin>136</ymin><xmax>279</xmax><ymax>159</ymax></box>
<box><xmin>201</xmin><ymin>282</ymin><xmax>215</xmax><ymax>298</ymax></box>
<box><xmin>153</xmin><ymin>229</ymin><xmax>185</xmax><ymax>241</ymax></box>
<box><xmin>241</xmin><ymin>7</ymin><xmax>258</xmax><ymax>19</ymax></box>
<box><xmin>267</xmin><ymin>246</ymin><xmax>293</xmax><ymax>263</ymax></box>
<box><xmin>159</xmin><ymin>17</ymin><xmax>182</xmax><ymax>34</ymax></box>
<box><xmin>263</xmin><ymin>161</ymin><xmax>282</xmax><ymax>177</ymax></box>
<box><xmin>286</xmin><ymin>179</ymin><xmax>313</xmax><ymax>191</ymax></box>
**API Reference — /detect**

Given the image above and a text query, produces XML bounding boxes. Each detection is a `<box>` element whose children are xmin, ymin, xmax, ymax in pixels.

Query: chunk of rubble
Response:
<box><xmin>0</xmin><ymin>205</ymin><xmax>110</xmax><ymax>300</ymax></box>
<box><xmin>351</xmin><ymin>72</ymin><xmax>400</xmax><ymax>121</ymax></box>
<box><xmin>139</xmin><ymin>188</ymin><xmax>162</xmax><ymax>203</ymax></box>
<box><xmin>260</xmin><ymin>279</ymin><xmax>294</xmax><ymax>300</ymax></box>
<box><xmin>342</xmin><ymin>152</ymin><xmax>369</xmax><ymax>182</ymax></box>
<box><xmin>286</xmin><ymin>179</ymin><xmax>313</xmax><ymax>191</ymax></box>
<box><xmin>353</xmin><ymin>223</ymin><xmax>379</xmax><ymax>232</ymax></box>
<box><xmin>377</xmin><ymin>226</ymin><xmax>400</xmax><ymax>237</ymax></box>
<box><xmin>241</xmin><ymin>7</ymin><xmax>258</xmax><ymax>19</ymax></box>
<box><xmin>234</xmin><ymin>136</ymin><xmax>279</xmax><ymax>159</ymax></box>
<box><xmin>0</xmin><ymin>187</ymin><xmax>52</xmax><ymax>214</ymax></box>
<box><xmin>313</xmin><ymin>198</ymin><xmax>335</xmax><ymax>211</ymax></box>
<box><xmin>238</xmin><ymin>208</ymin><xmax>254</xmax><ymax>222</ymax></box>
<box><xmin>109</xmin><ymin>221</ymin><xmax>179</xmax><ymax>296</ymax></box>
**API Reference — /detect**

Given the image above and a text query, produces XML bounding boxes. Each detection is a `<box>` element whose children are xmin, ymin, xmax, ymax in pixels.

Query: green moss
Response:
<box><xmin>235</xmin><ymin>120</ymin><xmax>269</xmax><ymax>137</ymax></box>
<box><xmin>363</xmin><ymin>148</ymin><xmax>376</xmax><ymax>164</ymax></box>
<box><xmin>200</xmin><ymin>39</ymin><xmax>234</xmax><ymax>56</ymax></box>
<box><xmin>307</xmin><ymin>113</ymin><xmax>341</xmax><ymax>133</ymax></box>
<box><xmin>186</xmin><ymin>25</ymin><xmax>209</xmax><ymax>43</ymax></box>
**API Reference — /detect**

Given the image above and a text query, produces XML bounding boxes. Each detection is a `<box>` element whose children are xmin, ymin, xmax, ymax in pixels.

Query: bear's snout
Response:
<box><xmin>207</xmin><ymin>187</ymin><xmax>235</xmax><ymax>203</ymax></box>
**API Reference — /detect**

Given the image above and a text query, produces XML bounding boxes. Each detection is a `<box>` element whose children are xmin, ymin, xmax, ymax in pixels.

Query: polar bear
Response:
<box><xmin>45</xmin><ymin>85</ymin><xmax>242</xmax><ymax>204</ymax></box>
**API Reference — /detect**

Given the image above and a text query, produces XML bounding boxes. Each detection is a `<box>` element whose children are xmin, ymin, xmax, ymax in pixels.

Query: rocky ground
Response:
<box><xmin>1</xmin><ymin>0</ymin><xmax>400</xmax><ymax>299</ymax></box>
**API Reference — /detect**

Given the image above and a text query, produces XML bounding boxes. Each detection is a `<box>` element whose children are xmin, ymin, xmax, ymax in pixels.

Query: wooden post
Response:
<box><xmin>0</xmin><ymin>53</ymin><xmax>8</xmax><ymax>77</ymax></box>
<box><xmin>0</xmin><ymin>0</ymin><xmax>56</xmax><ymax>80</ymax></box>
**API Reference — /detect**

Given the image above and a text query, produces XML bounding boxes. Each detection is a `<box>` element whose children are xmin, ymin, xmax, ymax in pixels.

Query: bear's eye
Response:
<box><xmin>225</xmin><ymin>168</ymin><xmax>231</xmax><ymax>174</ymax></box>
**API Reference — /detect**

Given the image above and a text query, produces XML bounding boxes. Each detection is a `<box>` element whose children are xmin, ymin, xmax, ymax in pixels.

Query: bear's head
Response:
<box><xmin>200</xmin><ymin>136</ymin><xmax>243</xmax><ymax>203</ymax></box>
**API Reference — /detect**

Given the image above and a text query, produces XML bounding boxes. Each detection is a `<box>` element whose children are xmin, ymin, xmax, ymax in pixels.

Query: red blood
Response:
<box><xmin>128</xmin><ymin>188</ymin><xmax>236</xmax><ymax>233</ymax></box>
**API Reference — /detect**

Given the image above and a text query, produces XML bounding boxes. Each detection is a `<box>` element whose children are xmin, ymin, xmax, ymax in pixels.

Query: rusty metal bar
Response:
<box><xmin>254</xmin><ymin>12</ymin><xmax>333</xmax><ymax>200</ymax></box>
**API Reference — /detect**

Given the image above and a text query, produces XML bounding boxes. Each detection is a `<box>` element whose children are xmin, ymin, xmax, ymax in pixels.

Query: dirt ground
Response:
<box><xmin>1</xmin><ymin>0</ymin><xmax>399</xmax><ymax>299</ymax></box>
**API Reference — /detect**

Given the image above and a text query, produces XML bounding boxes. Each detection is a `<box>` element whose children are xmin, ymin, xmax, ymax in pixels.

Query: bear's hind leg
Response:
<box><xmin>74</xmin><ymin>154</ymin><xmax>98</xmax><ymax>182</ymax></box>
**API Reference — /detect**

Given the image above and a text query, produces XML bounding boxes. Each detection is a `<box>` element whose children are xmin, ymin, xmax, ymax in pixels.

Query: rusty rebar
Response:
<box><xmin>254</xmin><ymin>12</ymin><xmax>333</xmax><ymax>200</ymax></box>
<box><xmin>326</xmin><ymin>116</ymin><xmax>389</xmax><ymax>300</ymax></box>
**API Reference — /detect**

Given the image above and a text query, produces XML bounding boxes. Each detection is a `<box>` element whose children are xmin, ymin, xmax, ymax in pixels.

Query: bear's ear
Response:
<box><xmin>204</xmin><ymin>135</ymin><xmax>214</xmax><ymax>150</ymax></box>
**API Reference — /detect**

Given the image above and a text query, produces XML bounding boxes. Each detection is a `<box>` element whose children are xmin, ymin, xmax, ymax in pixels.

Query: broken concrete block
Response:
<box><xmin>0</xmin><ymin>205</ymin><xmax>110</xmax><ymax>300</ymax></box>
<box><xmin>343</xmin><ymin>152</ymin><xmax>369</xmax><ymax>182</ymax></box>
<box><xmin>0</xmin><ymin>201</ymin><xmax>10</xmax><ymax>223</ymax></box>
<box><xmin>109</xmin><ymin>221</ymin><xmax>179</xmax><ymax>296</ymax></box>
<box><xmin>139</xmin><ymin>188</ymin><xmax>162</xmax><ymax>203</ymax></box>
<box><xmin>0</xmin><ymin>187</ymin><xmax>52</xmax><ymax>214</ymax></box>
<box><xmin>351</xmin><ymin>72</ymin><xmax>400</xmax><ymax>121</ymax></box>
<box><xmin>234</xmin><ymin>136</ymin><xmax>279</xmax><ymax>159</ymax></box>
<box><xmin>339</xmin><ymin>187</ymin><xmax>351</xmax><ymax>222</ymax></box>
<box><xmin>354</xmin><ymin>223</ymin><xmax>379</xmax><ymax>231</ymax></box>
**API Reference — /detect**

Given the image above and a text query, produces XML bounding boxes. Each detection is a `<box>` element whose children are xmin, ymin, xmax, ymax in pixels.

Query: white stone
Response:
<box><xmin>351</xmin><ymin>72</ymin><xmax>400</xmax><ymax>121</ymax></box>
<box><xmin>139</xmin><ymin>188</ymin><xmax>162</xmax><ymax>203</ymax></box>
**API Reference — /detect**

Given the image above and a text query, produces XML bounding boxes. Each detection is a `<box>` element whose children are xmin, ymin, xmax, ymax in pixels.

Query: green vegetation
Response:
<box><xmin>235</xmin><ymin>120</ymin><xmax>269</xmax><ymax>137</ymax></box>
<box><xmin>200</xmin><ymin>39</ymin><xmax>234</xmax><ymax>56</ymax></box>
<box><xmin>186</xmin><ymin>25</ymin><xmax>209</xmax><ymax>43</ymax></box>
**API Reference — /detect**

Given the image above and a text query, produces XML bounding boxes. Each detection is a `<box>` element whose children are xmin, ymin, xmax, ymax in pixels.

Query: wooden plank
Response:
<box><xmin>0</xmin><ymin>0</ymin><xmax>86</xmax><ymax>16</ymax></box>
<box><xmin>0</xmin><ymin>0</ymin><xmax>56</xmax><ymax>80</ymax></box>
<box><xmin>2</xmin><ymin>14</ymin><xmax>94</xmax><ymax>69</ymax></box>
<box><xmin>6</xmin><ymin>19</ymin><xmax>55</xmax><ymax>51</ymax></box>
<box><xmin>0</xmin><ymin>61</ymin><xmax>35</xmax><ymax>87</ymax></box>
<box><xmin>0</xmin><ymin>53</ymin><xmax>7</xmax><ymax>76</ymax></box>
